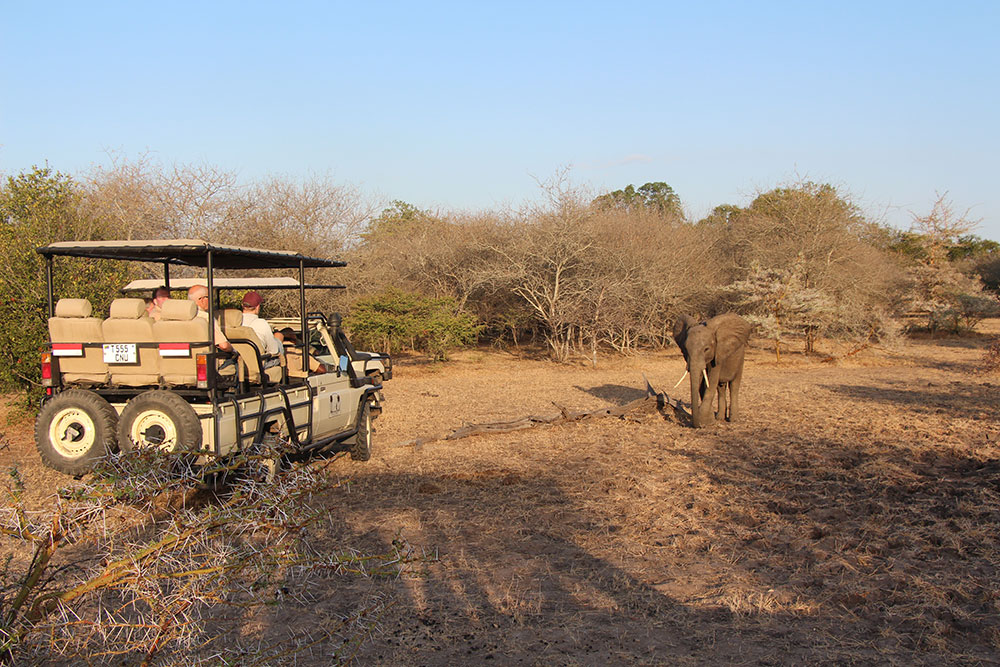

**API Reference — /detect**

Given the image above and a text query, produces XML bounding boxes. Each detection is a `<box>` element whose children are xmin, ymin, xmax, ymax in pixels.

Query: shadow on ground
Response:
<box><xmin>250</xmin><ymin>417</ymin><xmax>1000</xmax><ymax>665</ymax></box>
<box><xmin>575</xmin><ymin>383</ymin><xmax>648</xmax><ymax>404</ymax></box>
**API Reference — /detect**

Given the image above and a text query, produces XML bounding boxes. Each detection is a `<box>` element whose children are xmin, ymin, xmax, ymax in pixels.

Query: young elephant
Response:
<box><xmin>672</xmin><ymin>313</ymin><xmax>751</xmax><ymax>428</ymax></box>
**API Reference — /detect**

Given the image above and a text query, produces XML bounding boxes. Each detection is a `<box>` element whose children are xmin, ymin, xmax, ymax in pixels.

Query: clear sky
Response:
<box><xmin>2</xmin><ymin>1</ymin><xmax>998</xmax><ymax>239</ymax></box>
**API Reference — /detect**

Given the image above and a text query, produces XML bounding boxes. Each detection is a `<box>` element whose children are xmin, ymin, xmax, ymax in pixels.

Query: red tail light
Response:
<box><xmin>196</xmin><ymin>354</ymin><xmax>208</xmax><ymax>388</ymax></box>
<box><xmin>41</xmin><ymin>352</ymin><xmax>53</xmax><ymax>386</ymax></box>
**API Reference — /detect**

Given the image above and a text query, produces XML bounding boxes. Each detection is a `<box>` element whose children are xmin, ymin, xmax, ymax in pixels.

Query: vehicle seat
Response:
<box><xmin>48</xmin><ymin>298</ymin><xmax>108</xmax><ymax>385</ymax></box>
<box><xmin>101</xmin><ymin>298</ymin><xmax>159</xmax><ymax>386</ymax></box>
<box><xmin>153</xmin><ymin>299</ymin><xmax>210</xmax><ymax>386</ymax></box>
<box><xmin>221</xmin><ymin>309</ymin><xmax>283</xmax><ymax>385</ymax></box>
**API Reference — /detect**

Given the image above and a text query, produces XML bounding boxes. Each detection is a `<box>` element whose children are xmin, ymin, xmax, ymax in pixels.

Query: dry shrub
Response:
<box><xmin>1</xmin><ymin>448</ymin><xmax>430</xmax><ymax>664</ymax></box>
<box><xmin>710</xmin><ymin>181</ymin><xmax>907</xmax><ymax>355</ymax></box>
<box><xmin>349</xmin><ymin>181</ymin><xmax>720</xmax><ymax>361</ymax></box>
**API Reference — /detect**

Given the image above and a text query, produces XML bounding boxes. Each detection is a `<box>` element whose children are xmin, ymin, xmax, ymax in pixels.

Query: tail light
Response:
<box><xmin>196</xmin><ymin>354</ymin><xmax>208</xmax><ymax>388</ymax></box>
<box><xmin>41</xmin><ymin>352</ymin><xmax>53</xmax><ymax>387</ymax></box>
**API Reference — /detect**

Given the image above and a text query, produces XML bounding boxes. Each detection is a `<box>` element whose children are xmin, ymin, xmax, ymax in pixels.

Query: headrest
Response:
<box><xmin>54</xmin><ymin>298</ymin><xmax>93</xmax><ymax>318</ymax></box>
<box><xmin>222</xmin><ymin>309</ymin><xmax>243</xmax><ymax>329</ymax></box>
<box><xmin>108</xmin><ymin>298</ymin><xmax>148</xmax><ymax>320</ymax></box>
<box><xmin>160</xmin><ymin>299</ymin><xmax>197</xmax><ymax>321</ymax></box>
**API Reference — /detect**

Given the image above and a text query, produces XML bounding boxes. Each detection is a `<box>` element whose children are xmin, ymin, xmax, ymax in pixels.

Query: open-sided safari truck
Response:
<box><xmin>34</xmin><ymin>239</ymin><xmax>387</xmax><ymax>475</ymax></box>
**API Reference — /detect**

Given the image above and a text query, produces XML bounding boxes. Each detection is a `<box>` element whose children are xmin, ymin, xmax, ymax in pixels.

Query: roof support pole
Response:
<box><xmin>207</xmin><ymin>249</ymin><xmax>216</xmax><ymax>399</ymax></box>
<box><xmin>299</xmin><ymin>259</ymin><xmax>307</xmax><ymax>375</ymax></box>
<box><xmin>163</xmin><ymin>261</ymin><xmax>170</xmax><ymax>289</ymax></box>
<box><xmin>45</xmin><ymin>256</ymin><xmax>54</xmax><ymax>318</ymax></box>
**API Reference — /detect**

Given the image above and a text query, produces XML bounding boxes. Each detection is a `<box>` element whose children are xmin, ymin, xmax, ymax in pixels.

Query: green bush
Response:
<box><xmin>346</xmin><ymin>290</ymin><xmax>481</xmax><ymax>360</ymax></box>
<box><xmin>0</xmin><ymin>167</ymin><xmax>134</xmax><ymax>396</ymax></box>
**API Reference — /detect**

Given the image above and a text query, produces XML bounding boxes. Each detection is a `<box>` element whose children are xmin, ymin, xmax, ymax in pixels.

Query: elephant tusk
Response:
<box><xmin>702</xmin><ymin>369</ymin><xmax>710</xmax><ymax>387</ymax></box>
<box><xmin>673</xmin><ymin>369</ymin><xmax>689</xmax><ymax>389</ymax></box>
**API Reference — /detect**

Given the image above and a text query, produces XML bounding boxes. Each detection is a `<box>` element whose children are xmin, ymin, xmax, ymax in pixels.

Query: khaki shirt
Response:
<box><xmin>195</xmin><ymin>310</ymin><xmax>229</xmax><ymax>348</ymax></box>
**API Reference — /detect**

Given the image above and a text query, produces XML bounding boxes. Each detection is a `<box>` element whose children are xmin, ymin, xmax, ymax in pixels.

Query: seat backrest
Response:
<box><xmin>222</xmin><ymin>309</ymin><xmax>282</xmax><ymax>384</ymax></box>
<box><xmin>153</xmin><ymin>299</ymin><xmax>210</xmax><ymax>386</ymax></box>
<box><xmin>101</xmin><ymin>298</ymin><xmax>159</xmax><ymax>386</ymax></box>
<box><xmin>48</xmin><ymin>298</ymin><xmax>108</xmax><ymax>385</ymax></box>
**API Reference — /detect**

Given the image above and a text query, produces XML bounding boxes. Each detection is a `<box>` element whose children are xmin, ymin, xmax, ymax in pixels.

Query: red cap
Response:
<box><xmin>242</xmin><ymin>291</ymin><xmax>263</xmax><ymax>308</ymax></box>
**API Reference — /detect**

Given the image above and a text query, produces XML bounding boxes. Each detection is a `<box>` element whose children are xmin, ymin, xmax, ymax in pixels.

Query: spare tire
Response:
<box><xmin>35</xmin><ymin>389</ymin><xmax>119</xmax><ymax>475</ymax></box>
<box><xmin>118</xmin><ymin>390</ymin><xmax>202</xmax><ymax>454</ymax></box>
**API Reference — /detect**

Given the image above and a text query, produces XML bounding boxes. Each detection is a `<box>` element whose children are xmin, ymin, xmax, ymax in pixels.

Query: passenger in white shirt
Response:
<box><xmin>240</xmin><ymin>291</ymin><xmax>283</xmax><ymax>357</ymax></box>
<box><xmin>187</xmin><ymin>284</ymin><xmax>232</xmax><ymax>352</ymax></box>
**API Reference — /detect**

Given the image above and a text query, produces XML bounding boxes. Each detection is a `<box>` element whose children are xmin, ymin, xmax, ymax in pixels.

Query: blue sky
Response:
<box><xmin>2</xmin><ymin>1</ymin><xmax>998</xmax><ymax>239</ymax></box>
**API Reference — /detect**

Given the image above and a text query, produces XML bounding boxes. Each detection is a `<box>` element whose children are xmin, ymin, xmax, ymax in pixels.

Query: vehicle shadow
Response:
<box><xmin>250</xmin><ymin>429</ymin><xmax>998</xmax><ymax>666</ymax></box>
<box><xmin>276</xmin><ymin>470</ymin><xmax>772</xmax><ymax>664</ymax></box>
<box><xmin>822</xmin><ymin>381</ymin><xmax>998</xmax><ymax>414</ymax></box>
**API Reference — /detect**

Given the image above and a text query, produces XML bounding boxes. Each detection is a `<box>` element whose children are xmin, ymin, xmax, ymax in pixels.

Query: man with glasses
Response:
<box><xmin>187</xmin><ymin>284</ymin><xmax>232</xmax><ymax>352</ymax></box>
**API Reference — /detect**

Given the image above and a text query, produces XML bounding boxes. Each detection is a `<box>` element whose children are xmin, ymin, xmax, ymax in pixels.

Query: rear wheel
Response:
<box><xmin>35</xmin><ymin>390</ymin><xmax>119</xmax><ymax>475</ymax></box>
<box><xmin>118</xmin><ymin>391</ymin><xmax>202</xmax><ymax>454</ymax></box>
<box><xmin>350</xmin><ymin>403</ymin><xmax>372</xmax><ymax>461</ymax></box>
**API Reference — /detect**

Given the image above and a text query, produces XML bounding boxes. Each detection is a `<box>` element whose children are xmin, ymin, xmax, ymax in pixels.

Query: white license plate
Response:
<box><xmin>103</xmin><ymin>344</ymin><xmax>137</xmax><ymax>364</ymax></box>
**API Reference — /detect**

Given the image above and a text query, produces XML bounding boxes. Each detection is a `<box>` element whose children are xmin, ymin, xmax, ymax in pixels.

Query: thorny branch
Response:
<box><xmin>1</xmin><ymin>446</ymin><xmax>434</xmax><ymax>664</ymax></box>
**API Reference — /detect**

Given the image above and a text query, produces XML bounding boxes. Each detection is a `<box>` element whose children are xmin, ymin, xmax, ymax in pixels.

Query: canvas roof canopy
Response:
<box><xmin>122</xmin><ymin>277</ymin><xmax>346</xmax><ymax>291</ymax></box>
<box><xmin>36</xmin><ymin>239</ymin><xmax>346</xmax><ymax>270</ymax></box>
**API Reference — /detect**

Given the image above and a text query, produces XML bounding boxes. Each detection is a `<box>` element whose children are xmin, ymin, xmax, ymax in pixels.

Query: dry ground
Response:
<box><xmin>2</xmin><ymin>325</ymin><xmax>999</xmax><ymax>664</ymax></box>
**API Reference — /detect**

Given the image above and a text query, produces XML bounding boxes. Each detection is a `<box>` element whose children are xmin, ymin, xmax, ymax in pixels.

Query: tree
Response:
<box><xmin>724</xmin><ymin>260</ymin><xmax>836</xmax><ymax>360</ymax></box>
<box><xmin>0</xmin><ymin>167</ymin><xmax>133</xmax><ymax>392</ymax></box>
<box><xmin>903</xmin><ymin>194</ymin><xmax>995</xmax><ymax>332</ymax></box>
<box><xmin>593</xmin><ymin>181</ymin><xmax>683</xmax><ymax>219</ymax></box>
<box><xmin>713</xmin><ymin>181</ymin><xmax>903</xmax><ymax>347</ymax></box>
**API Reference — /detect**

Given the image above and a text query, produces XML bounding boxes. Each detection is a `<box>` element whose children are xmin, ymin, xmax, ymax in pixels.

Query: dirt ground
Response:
<box><xmin>3</xmin><ymin>325</ymin><xmax>999</xmax><ymax>665</ymax></box>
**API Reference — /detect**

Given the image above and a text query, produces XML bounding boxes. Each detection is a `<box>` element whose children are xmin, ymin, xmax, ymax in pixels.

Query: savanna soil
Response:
<box><xmin>2</xmin><ymin>325</ymin><xmax>999</xmax><ymax>665</ymax></box>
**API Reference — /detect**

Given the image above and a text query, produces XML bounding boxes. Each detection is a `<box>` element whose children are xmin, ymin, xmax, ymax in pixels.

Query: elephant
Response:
<box><xmin>672</xmin><ymin>313</ymin><xmax>751</xmax><ymax>428</ymax></box>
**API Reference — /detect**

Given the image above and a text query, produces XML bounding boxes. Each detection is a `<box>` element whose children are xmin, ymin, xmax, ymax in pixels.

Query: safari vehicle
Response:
<box><xmin>34</xmin><ymin>239</ymin><xmax>384</xmax><ymax>476</ymax></box>
<box><xmin>123</xmin><ymin>278</ymin><xmax>392</xmax><ymax>386</ymax></box>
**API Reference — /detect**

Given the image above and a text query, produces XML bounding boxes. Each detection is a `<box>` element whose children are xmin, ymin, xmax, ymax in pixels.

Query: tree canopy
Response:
<box><xmin>593</xmin><ymin>182</ymin><xmax>683</xmax><ymax>219</ymax></box>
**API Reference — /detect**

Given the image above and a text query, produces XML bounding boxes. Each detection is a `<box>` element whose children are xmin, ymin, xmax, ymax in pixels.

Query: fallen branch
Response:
<box><xmin>394</xmin><ymin>377</ymin><xmax>689</xmax><ymax>448</ymax></box>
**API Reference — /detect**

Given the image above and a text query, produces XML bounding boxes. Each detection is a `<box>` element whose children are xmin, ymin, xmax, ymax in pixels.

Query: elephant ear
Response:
<box><xmin>672</xmin><ymin>314</ymin><xmax>698</xmax><ymax>359</ymax></box>
<box><xmin>707</xmin><ymin>313</ymin><xmax>751</xmax><ymax>359</ymax></box>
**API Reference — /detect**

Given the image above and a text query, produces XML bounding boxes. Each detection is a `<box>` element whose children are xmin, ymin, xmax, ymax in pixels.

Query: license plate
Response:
<box><xmin>103</xmin><ymin>343</ymin><xmax>137</xmax><ymax>364</ymax></box>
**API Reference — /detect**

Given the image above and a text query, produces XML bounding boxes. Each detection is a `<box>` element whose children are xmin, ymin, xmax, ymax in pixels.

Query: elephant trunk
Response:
<box><xmin>689</xmin><ymin>361</ymin><xmax>718</xmax><ymax>428</ymax></box>
<box><xmin>689</xmin><ymin>364</ymin><xmax>709</xmax><ymax>428</ymax></box>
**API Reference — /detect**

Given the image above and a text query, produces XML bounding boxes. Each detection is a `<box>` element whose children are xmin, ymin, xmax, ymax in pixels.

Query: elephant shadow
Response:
<box><xmin>575</xmin><ymin>383</ymin><xmax>647</xmax><ymax>404</ymax></box>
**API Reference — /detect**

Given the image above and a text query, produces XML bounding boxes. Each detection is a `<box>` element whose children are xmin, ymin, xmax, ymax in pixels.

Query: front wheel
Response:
<box><xmin>350</xmin><ymin>403</ymin><xmax>372</xmax><ymax>461</ymax></box>
<box><xmin>118</xmin><ymin>390</ymin><xmax>202</xmax><ymax>454</ymax></box>
<box><xmin>35</xmin><ymin>390</ymin><xmax>119</xmax><ymax>475</ymax></box>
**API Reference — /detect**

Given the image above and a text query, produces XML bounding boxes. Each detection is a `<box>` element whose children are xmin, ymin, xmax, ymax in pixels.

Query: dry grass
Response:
<box><xmin>2</xmin><ymin>322</ymin><xmax>999</xmax><ymax>664</ymax></box>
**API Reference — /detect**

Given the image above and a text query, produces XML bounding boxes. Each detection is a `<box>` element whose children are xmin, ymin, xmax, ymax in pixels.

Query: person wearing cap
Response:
<box><xmin>241</xmin><ymin>291</ymin><xmax>282</xmax><ymax>357</ymax></box>
<box><xmin>146</xmin><ymin>286</ymin><xmax>171</xmax><ymax>321</ymax></box>
<box><xmin>187</xmin><ymin>284</ymin><xmax>232</xmax><ymax>352</ymax></box>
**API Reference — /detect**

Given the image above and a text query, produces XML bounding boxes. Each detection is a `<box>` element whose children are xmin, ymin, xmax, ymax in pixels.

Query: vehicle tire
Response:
<box><xmin>350</xmin><ymin>402</ymin><xmax>372</xmax><ymax>461</ymax></box>
<box><xmin>118</xmin><ymin>390</ymin><xmax>202</xmax><ymax>454</ymax></box>
<box><xmin>35</xmin><ymin>389</ymin><xmax>119</xmax><ymax>475</ymax></box>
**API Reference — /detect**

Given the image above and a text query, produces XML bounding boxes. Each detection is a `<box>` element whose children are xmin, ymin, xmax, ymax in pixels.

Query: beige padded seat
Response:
<box><xmin>153</xmin><ymin>300</ymin><xmax>211</xmax><ymax>386</ymax></box>
<box><xmin>48</xmin><ymin>298</ymin><xmax>108</xmax><ymax>385</ymax></box>
<box><xmin>221</xmin><ymin>309</ymin><xmax>283</xmax><ymax>384</ymax></box>
<box><xmin>101</xmin><ymin>298</ymin><xmax>159</xmax><ymax>386</ymax></box>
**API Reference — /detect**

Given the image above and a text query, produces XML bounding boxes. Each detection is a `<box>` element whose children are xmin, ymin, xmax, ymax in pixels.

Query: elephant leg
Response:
<box><xmin>728</xmin><ymin>373</ymin><xmax>742</xmax><ymax>422</ymax></box>
<box><xmin>716</xmin><ymin>382</ymin><xmax>727</xmax><ymax>422</ymax></box>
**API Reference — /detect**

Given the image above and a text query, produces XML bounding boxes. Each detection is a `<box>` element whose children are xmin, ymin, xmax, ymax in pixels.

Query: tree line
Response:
<box><xmin>2</xmin><ymin>159</ymin><xmax>998</xmax><ymax>391</ymax></box>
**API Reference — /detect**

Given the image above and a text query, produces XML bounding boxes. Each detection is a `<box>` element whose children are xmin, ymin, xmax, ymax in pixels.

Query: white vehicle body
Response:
<box><xmin>35</xmin><ymin>240</ymin><xmax>381</xmax><ymax>475</ymax></box>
